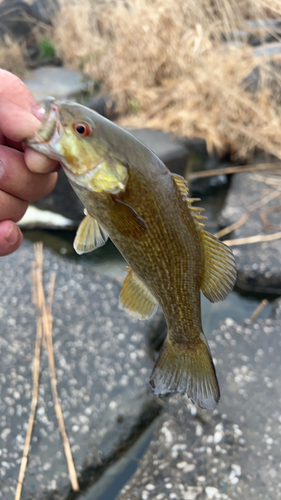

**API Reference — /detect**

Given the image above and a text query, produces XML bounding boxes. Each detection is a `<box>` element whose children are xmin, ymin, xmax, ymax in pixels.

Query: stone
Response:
<box><xmin>219</xmin><ymin>171</ymin><xmax>281</xmax><ymax>293</ymax></box>
<box><xmin>253</xmin><ymin>41</ymin><xmax>281</xmax><ymax>58</ymax></box>
<box><xmin>127</xmin><ymin>127</ymin><xmax>189</xmax><ymax>176</ymax></box>
<box><xmin>0</xmin><ymin>0</ymin><xmax>58</xmax><ymax>40</ymax></box>
<box><xmin>33</xmin><ymin>169</ymin><xmax>84</xmax><ymax>223</ymax></box>
<box><xmin>0</xmin><ymin>241</ymin><xmax>161</xmax><ymax>499</ymax></box>
<box><xmin>23</xmin><ymin>66</ymin><xmax>89</xmax><ymax>104</ymax></box>
<box><xmin>117</xmin><ymin>298</ymin><xmax>281</xmax><ymax>500</ymax></box>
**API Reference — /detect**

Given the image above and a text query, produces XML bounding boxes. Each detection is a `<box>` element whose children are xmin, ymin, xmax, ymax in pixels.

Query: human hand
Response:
<box><xmin>0</xmin><ymin>70</ymin><xmax>58</xmax><ymax>256</ymax></box>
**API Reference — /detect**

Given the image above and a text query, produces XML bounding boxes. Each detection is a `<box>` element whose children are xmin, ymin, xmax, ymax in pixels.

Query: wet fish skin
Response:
<box><xmin>26</xmin><ymin>98</ymin><xmax>237</xmax><ymax>409</ymax></box>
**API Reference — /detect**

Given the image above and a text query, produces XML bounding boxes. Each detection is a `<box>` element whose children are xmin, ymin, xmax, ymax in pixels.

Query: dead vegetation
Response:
<box><xmin>15</xmin><ymin>243</ymin><xmax>79</xmax><ymax>499</ymax></box>
<box><xmin>54</xmin><ymin>0</ymin><xmax>281</xmax><ymax>161</ymax></box>
<box><xmin>1</xmin><ymin>0</ymin><xmax>281</xmax><ymax>161</ymax></box>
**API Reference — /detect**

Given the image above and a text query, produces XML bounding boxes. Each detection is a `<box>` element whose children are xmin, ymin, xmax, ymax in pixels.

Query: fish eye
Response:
<box><xmin>73</xmin><ymin>122</ymin><xmax>91</xmax><ymax>136</ymax></box>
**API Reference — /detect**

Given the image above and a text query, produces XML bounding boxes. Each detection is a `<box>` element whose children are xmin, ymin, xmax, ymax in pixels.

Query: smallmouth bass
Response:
<box><xmin>26</xmin><ymin>98</ymin><xmax>236</xmax><ymax>409</ymax></box>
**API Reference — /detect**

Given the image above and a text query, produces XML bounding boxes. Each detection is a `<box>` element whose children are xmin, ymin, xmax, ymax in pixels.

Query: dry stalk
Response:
<box><xmin>215</xmin><ymin>188</ymin><xmax>281</xmax><ymax>238</ymax></box>
<box><xmin>224</xmin><ymin>230</ymin><xmax>281</xmax><ymax>246</ymax></box>
<box><xmin>250</xmin><ymin>299</ymin><xmax>269</xmax><ymax>320</ymax></box>
<box><xmin>15</xmin><ymin>243</ymin><xmax>79</xmax><ymax>500</ymax></box>
<box><xmin>188</xmin><ymin>162</ymin><xmax>281</xmax><ymax>180</ymax></box>
<box><xmin>15</xmin><ymin>244</ymin><xmax>44</xmax><ymax>500</ymax></box>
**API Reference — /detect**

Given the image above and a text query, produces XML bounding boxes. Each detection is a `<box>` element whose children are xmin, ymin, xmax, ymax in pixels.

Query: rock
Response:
<box><xmin>253</xmin><ymin>41</ymin><xmax>281</xmax><ymax>58</ymax></box>
<box><xmin>23</xmin><ymin>66</ymin><xmax>89</xmax><ymax>104</ymax></box>
<box><xmin>18</xmin><ymin>206</ymin><xmax>76</xmax><ymax>230</ymax></box>
<box><xmin>0</xmin><ymin>0</ymin><xmax>58</xmax><ymax>40</ymax></box>
<box><xmin>30</xmin><ymin>0</ymin><xmax>59</xmax><ymax>25</ymax></box>
<box><xmin>33</xmin><ymin>169</ymin><xmax>84</xmax><ymax>222</ymax></box>
<box><xmin>222</xmin><ymin>19</ymin><xmax>281</xmax><ymax>46</ymax></box>
<box><xmin>0</xmin><ymin>1</ymin><xmax>41</xmax><ymax>40</ymax></box>
<box><xmin>126</xmin><ymin>128</ymin><xmax>189</xmax><ymax>177</ymax></box>
<box><xmin>219</xmin><ymin>171</ymin><xmax>281</xmax><ymax>293</ymax></box>
<box><xmin>0</xmin><ymin>241</ymin><xmax>161</xmax><ymax>499</ymax></box>
<box><xmin>87</xmin><ymin>94</ymin><xmax>119</xmax><ymax>121</ymax></box>
<box><xmin>117</xmin><ymin>299</ymin><xmax>281</xmax><ymax>500</ymax></box>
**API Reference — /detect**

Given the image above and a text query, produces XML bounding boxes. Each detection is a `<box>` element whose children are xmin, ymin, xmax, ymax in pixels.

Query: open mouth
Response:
<box><xmin>25</xmin><ymin>97</ymin><xmax>63</xmax><ymax>160</ymax></box>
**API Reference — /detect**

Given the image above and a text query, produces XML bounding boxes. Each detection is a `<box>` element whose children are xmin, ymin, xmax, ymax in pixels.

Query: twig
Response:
<box><xmin>15</xmin><ymin>243</ymin><xmax>79</xmax><ymax>500</ymax></box>
<box><xmin>215</xmin><ymin>189</ymin><xmax>281</xmax><ymax>238</ymax></box>
<box><xmin>250</xmin><ymin>299</ymin><xmax>269</xmax><ymax>321</ymax></box>
<box><xmin>187</xmin><ymin>162</ymin><xmax>281</xmax><ymax>180</ymax></box>
<box><xmin>15</xmin><ymin>245</ymin><xmax>44</xmax><ymax>500</ymax></box>
<box><xmin>224</xmin><ymin>230</ymin><xmax>281</xmax><ymax>246</ymax></box>
<box><xmin>42</xmin><ymin>275</ymin><xmax>80</xmax><ymax>492</ymax></box>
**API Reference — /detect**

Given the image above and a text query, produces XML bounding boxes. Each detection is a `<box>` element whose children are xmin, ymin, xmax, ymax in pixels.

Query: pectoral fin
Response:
<box><xmin>120</xmin><ymin>266</ymin><xmax>158</xmax><ymax>320</ymax></box>
<box><xmin>110</xmin><ymin>198</ymin><xmax>147</xmax><ymax>238</ymax></box>
<box><xmin>74</xmin><ymin>210</ymin><xmax>108</xmax><ymax>255</ymax></box>
<box><xmin>200</xmin><ymin>231</ymin><xmax>236</xmax><ymax>302</ymax></box>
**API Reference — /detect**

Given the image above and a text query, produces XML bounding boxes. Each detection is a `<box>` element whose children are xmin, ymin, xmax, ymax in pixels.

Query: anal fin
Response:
<box><xmin>120</xmin><ymin>267</ymin><xmax>158</xmax><ymax>320</ymax></box>
<box><xmin>149</xmin><ymin>331</ymin><xmax>220</xmax><ymax>410</ymax></box>
<box><xmin>74</xmin><ymin>210</ymin><xmax>108</xmax><ymax>255</ymax></box>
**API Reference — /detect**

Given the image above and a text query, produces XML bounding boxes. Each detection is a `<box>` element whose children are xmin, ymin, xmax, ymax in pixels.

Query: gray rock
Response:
<box><xmin>0</xmin><ymin>0</ymin><xmax>51</xmax><ymax>40</ymax></box>
<box><xmin>30</xmin><ymin>0</ymin><xmax>59</xmax><ymax>25</ymax></box>
<box><xmin>219</xmin><ymin>171</ymin><xmax>281</xmax><ymax>294</ymax></box>
<box><xmin>127</xmin><ymin>128</ymin><xmax>189</xmax><ymax>177</ymax></box>
<box><xmin>117</xmin><ymin>299</ymin><xmax>281</xmax><ymax>500</ymax></box>
<box><xmin>253</xmin><ymin>41</ymin><xmax>281</xmax><ymax>58</ymax></box>
<box><xmin>0</xmin><ymin>241</ymin><xmax>161</xmax><ymax>499</ymax></box>
<box><xmin>33</xmin><ymin>169</ymin><xmax>84</xmax><ymax>222</ymax></box>
<box><xmin>23</xmin><ymin>66</ymin><xmax>89</xmax><ymax>104</ymax></box>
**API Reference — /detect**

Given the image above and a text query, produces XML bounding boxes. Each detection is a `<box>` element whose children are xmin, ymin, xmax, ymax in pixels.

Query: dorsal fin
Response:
<box><xmin>74</xmin><ymin>210</ymin><xmax>108</xmax><ymax>255</ymax></box>
<box><xmin>120</xmin><ymin>266</ymin><xmax>158</xmax><ymax>320</ymax></box>
<box><xmin>172</xmin><ymin>173</ymin><xmax>207</xmax><ymax>226</ymax></box>
<box><xmin>200</xmin><ymin>231</ymin><xmax>237</xmax><ymax>302</ymax></box>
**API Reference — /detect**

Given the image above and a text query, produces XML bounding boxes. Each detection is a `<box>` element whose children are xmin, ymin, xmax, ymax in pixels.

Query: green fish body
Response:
<box><xmin>26</xmin><ymin>98</ymin><xmax>236</xmax><ymax>409</ymax></box>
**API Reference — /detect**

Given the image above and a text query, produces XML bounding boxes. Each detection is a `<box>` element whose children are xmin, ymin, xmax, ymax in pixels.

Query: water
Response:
<box><xmin>22</xmin><ymin>186</ymin><xmax>274</xmax><ymax>499</ymax></box>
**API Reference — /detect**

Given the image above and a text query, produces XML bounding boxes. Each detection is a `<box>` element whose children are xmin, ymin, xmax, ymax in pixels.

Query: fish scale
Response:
<box><xmin>26</xmin><ymin>98</ymin><xmax>237</xmax><ymax>410</ymax></box>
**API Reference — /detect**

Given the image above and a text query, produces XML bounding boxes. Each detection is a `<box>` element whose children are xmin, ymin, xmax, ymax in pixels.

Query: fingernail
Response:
<box><xmin>32</xmin><ymin>106</ymin><xmax>45</xmax><ymax>121</ymax></box>
<box><xmin>5</xmin><ymin>222</ymin><xmax>19</xmax><ymax>245</ymax></box>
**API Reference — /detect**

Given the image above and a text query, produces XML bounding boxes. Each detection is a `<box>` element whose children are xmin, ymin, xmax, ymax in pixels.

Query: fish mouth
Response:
<box><xmin>25</xmin><ymin>97</ymin><xmax>63</xmax><ymax>159</ymax></box>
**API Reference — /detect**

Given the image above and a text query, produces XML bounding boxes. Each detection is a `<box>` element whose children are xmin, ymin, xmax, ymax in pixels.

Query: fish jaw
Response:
<box><xmin>25</xmin><ymin>96</ymin><xmax>66</xmax><ymax>162</ymax></box>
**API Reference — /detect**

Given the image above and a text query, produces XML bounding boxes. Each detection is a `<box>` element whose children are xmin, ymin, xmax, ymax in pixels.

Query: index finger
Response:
<box><xmin>0</xmin><ymin>70</ymin><xmax>44</xmax><ymax>142</ymax></box>
<box><xmin>0</xmin><ymin>70</ymin><xmax>58</xmax><ymax>172</ymax></box>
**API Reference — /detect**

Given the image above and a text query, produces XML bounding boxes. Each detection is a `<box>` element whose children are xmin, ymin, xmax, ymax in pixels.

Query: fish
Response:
<box><xmin>26</xmin><ymin>97</ymin><xmax>237</xmax><ymax>410</ymax></box>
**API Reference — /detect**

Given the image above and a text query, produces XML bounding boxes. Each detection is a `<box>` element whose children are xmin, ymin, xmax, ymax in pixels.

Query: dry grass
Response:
<box><xmin>1</xmin><ymin>0</ymin><xmax>281</xmax><ymax>160</ymax></box>
<box><xmin>0</xmin><ymin>36</ymin><xmax>28</xmax><ymax>77</ymax></box>
<box><xmin>54</xmin><ymin>0</ymin><xmax>281</xmax><ymax>161</ymax></box>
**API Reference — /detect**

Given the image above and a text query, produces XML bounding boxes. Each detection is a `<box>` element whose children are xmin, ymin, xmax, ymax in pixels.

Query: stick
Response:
<box><xmin>215</xmin><ymin>189</ymin><xmax>281</xmax><ymax>238</ymax></box>
<box><xmin>15</xmin><ymin>243</ymin><xmax>79</xmax><ymax>500</ymax></box>
<box><xmin>187</xmin><ymin>162</ymin><xmax>281</xmax><ymax>180</ymax></box>
<box><xmin>15</xmin><ymin>246</ymin><xmax>44</xmax><ymax>500</ymax></box>
<box><xmin>34</xmin><ymin>257</ymin><xmax>79</xmax><ymax>491</ymax></box>
<box><xmin>250</xmin><ymin>299</ymin><xmax>269</xmax><ymax>321</ymax></box>
<box><xmin>42</xmin><ymin>275</ymin><xmax>79</xmax><ymax>491</ymax></box>
<box><xmin>224</xmin><ymin>230</ymin><xmax>281</xmax><ymax>246</ymax></box>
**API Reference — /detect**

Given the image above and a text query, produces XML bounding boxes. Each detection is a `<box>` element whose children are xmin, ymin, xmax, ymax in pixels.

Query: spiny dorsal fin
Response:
<box><xmin>200</xmin><ymin>231</ymin><xmax>237</xmax><ymax>302</ymax></box>
<box><xmin>74</xmin><ymin>210</ymin><xmax>108</xmax><ymax>255</ymax></box>
<box><xmin>172</xmin><ymin>173</ymin><xmax>207</xmax><ymax>227</ymax></box>
<box><xmin>120</xmin><ymin>266</ymin><xmax>158</xmax><ymax>320</ymax></box>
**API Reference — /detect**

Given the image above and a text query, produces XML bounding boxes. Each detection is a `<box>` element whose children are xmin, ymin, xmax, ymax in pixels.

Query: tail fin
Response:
<box><xmin>149</xmin><ymin>333</ymin><xmax>220</xmax><ymax>410</ymax></box>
